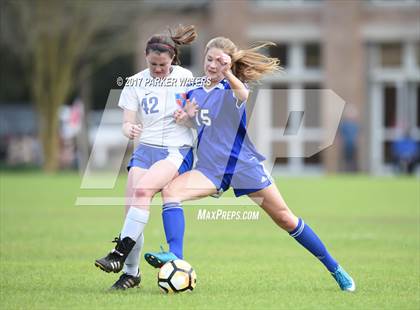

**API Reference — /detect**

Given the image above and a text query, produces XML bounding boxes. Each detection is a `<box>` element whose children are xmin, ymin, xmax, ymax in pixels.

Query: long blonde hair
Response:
<box><xmin>205</xmin><ymin>37</ymin><xmax>281</xmax><ymax>82</ymax></box>
<box><xmin>146</xmin><ymin>25</ymin><xmax>197</xmax><ymax>65</ymax></box>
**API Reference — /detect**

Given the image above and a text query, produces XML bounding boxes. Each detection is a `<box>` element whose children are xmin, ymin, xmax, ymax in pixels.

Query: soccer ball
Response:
<box><xmin>157</xmin><ymin>259</ymin><xmax>197</xmax><ymax>293</ymax></box>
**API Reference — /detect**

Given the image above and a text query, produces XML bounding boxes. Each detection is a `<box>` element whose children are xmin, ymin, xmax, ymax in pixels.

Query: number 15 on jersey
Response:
<box><xmin>196</xmin><ymin>109</ymin><xmax>212</xmax><ymax>126</ymax></box>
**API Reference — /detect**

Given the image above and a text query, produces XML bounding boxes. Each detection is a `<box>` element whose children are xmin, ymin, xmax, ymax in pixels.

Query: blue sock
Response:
<box><xmin>162</xmin><ymin>203</ymin><xmax>185</xmax><ymax>259</ymax></box>
<box><xmin>289</xmin><ymin>218</ymin><xmax>338</xmax><ymax>272</ymax></box>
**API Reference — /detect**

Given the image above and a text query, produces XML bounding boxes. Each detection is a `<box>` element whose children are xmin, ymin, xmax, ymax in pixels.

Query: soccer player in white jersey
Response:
<box><xmin>145</xmin><ymin>37</ymin><xmax>356</xmax><ymax>292</ymax></box>
<box><xmin>94</xmin><ymin>25</ymin><xmax>197</xmax><ymax>290</ymax></box>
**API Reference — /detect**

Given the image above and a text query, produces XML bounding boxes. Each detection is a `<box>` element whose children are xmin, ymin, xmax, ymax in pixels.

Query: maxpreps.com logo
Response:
<box><xmin>175</xmin><ymin>93</ymin><xmax>187</xmax><ymax>108</ymax></box>
<box><xmin>197</xmin><ymin>209</ymin><xmax>260</xmax><ymax>221</ymax></box>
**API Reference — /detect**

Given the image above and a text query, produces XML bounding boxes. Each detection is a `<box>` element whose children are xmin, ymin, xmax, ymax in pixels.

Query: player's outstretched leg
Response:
<box><xmin>289</xmin><ymin>218</ymin><xmax>355</xmax><ymax>292</ymax></box>
<box><xmin>249</xmin><ymin>184</ymin><xmax>356</xmax><ymax>292</ymax></box>
<box><xmin>109</xmin><ymin>270</ymin><xmax>141</xmax><ymax>290</ymax></box>
<box><xmin>95</xmin><ymin>236</ymin><xmax>136</xmax><ymax>273</ymax></box>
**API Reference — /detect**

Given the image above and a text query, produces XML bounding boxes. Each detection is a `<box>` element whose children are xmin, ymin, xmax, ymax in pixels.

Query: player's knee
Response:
<box><xmin>273</xmin><ymin>208</ymin><xmax>296</xmax><ymax>231</ymax></box>
<box><xmin>161</xmin><ymin>186</ymin><xmax>177</xmax><ymax>201</ymax></box>
<box><xmin>133</xmin><ymin>187</ymin><xmax>155</xmax><ymax>199</ymax></box>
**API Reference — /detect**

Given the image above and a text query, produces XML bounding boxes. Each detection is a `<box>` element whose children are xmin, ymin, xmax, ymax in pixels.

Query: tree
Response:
<box><xmin>1</xmin><ymin>0</ymin><xmax>143</xmax><ymax>171</ymax></box>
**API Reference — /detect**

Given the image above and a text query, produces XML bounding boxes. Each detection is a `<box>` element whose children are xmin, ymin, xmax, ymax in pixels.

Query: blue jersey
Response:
<box><xmin>187</xmin><ymin>79</ymin><xmax>265</xmax><ymax>176</ymax></box>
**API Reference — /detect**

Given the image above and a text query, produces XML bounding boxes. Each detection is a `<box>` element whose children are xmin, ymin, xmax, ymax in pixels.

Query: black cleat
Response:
<box><xmin>110</xmin><ymin>272</ymin><xmax>141</xmax><ymax>290</ymax></box>
<box><xmin>95</xmin><ymin>236</ymin><xmax>136</xmax><ymax>273</ymax></box>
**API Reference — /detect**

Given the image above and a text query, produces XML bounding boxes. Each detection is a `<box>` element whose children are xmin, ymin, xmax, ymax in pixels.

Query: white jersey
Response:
<box><xmin>118</xmin><ymin>65</ymin><xmax>194</xmax><ymax>147</ymax></box>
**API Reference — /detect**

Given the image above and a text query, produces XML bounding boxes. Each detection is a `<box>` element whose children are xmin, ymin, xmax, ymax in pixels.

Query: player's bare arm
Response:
<box><xmin>122</xmin><ymin>109</ymin><xmax>143</xmax><ymax>140</ymax></box>
<box><xmin>218</xmin><ymin>54</ymin><xmax>249</xmax><ymax>102</ymax></box>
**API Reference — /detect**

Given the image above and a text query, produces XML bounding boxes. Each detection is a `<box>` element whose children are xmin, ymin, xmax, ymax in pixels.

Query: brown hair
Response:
<box><xmin>146</xmin><ymin>25</ymin><xmax>197</xmax><ymax>65</ymax></box>
<box><xmin>205</xmin><ymin>37</ymin><xmax>281</xmax><ymax>82</ymax></box>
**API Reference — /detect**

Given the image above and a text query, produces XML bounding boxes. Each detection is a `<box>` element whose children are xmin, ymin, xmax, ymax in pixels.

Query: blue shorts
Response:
<box><xmin>196</xmin><ymin>162</ymin><xmax>272</xmax><ymax>197</ymax></box>
<box><xmin>127</xmin><ymin>143</ymin><xmax>193</xmax><ymax>175</ymax></box>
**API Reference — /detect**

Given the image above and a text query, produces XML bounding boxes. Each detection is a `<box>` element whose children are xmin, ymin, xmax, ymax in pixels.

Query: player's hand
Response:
<box><xmin>174</xmin><ymin>109</ymin><xmax>190</xmax><ymax>125</ymax></box>
<box><xmin>124</xmin><ymin>123</ymin><xmax>142</xmax><ymax>140</ymax></box>
<box><xmin>216</xmin><ymin>53</ymin><xmax>232</xmax><ymax>76</ymax></box>
<box><xmin>184</xmin><ymin>98</ymin><xmax>198</xmax><ymax>118</ymax></box>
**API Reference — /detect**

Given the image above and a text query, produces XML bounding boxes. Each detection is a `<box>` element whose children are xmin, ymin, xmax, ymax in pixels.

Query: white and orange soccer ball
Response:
<box><xmin>157</xmin><ymin>259</ymin><xmax>197</xmax><ymax>293</ymax></box>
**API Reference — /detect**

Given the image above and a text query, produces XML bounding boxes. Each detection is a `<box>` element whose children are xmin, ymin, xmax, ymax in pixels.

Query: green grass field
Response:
<box><xmin>0</xmin><ymin>172</ymin><xmax>419</xmax><ymax>309</ymax></box>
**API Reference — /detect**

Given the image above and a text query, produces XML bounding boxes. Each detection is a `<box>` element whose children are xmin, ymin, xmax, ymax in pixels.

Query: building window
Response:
<box><xmin>369</xmin><ymin>42</ymin><xmax>420</xmax><ymax>174</ymax></box>
<box><xmin>304</xmin><ymin>43</ymin><xmax>321</xmax><ymax>69</ymax></box>
<box><xmin>380</xmin><ymin>43</ymin><xmax>402</xmax><ymax>67</ymax></box>
<box><xmin>254</xmin><ymin>42</ymin><xmax>324</xmax><ymax>171</ymax></box>
<box><xmin>303</xmin><ymin>84</ymin><xmax>321</xmax><ymax>127</ymax></box>
<box><xmin>269</xmin><ymin>44</ymin><xmax>288</xmax><ymax>68</ymax></box>
<box><xmin>271</xmin><ymin>84</ymin><xmax>289</xmax><ymax>127</ymax></box>
<box><xmin>383</xmin><ymin>141</ymin><xmax>394</xmax><ymax>164</ymax></box>
<box><xmin>383</xmin><ymin>86</ymin><xmax>397</xmax><ymax>128</ymax></box>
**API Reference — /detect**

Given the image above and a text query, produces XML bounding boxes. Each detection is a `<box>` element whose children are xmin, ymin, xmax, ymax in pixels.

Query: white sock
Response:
<box><xmin>123</xmin><ymin>233</ymin><xmax>144</xmax><ymax>276</ymax></box>
<box><xmin>120</xmin><ymin>207</ymin><xmax>150</xmax><ymax>241</ymax></box>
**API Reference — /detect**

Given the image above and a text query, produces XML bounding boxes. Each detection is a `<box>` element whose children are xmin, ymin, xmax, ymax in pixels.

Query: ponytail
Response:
<box><xmin>169</xmin><ymin>25</ymin><xmax>197</xmax><ymax>46</ymax></box>
<box><xmin>146</xmin><ymin>25</ymin><xmax>197</xmax><ymax>65</ymax></box>
<box><xmin>232</xmin><ymin>42</ymin><xmax>281</xmax><ymax>82</ymax></box>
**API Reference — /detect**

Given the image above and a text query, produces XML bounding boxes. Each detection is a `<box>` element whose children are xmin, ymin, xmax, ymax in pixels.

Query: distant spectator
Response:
<box><xmin>6</xmin><ymin>134</ymin><xmax>42</xmax><ymax>167</ymax></box>
<box><xmin>392</xmin><ymin>132</ymin><xmax>419</xmax><ymax>174</ymax></box>
<box><xmin>339</xmin><ymin>104</ymin><xmax>359</xmax><ymax>172</ymax></box>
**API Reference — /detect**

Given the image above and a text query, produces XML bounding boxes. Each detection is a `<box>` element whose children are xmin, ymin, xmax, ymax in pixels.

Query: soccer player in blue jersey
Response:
<box><xmin>94</xmin><ymin>25</ymin><xmax>197</xmax><ymax>290</ymax></box>
<box><xmin>145</xmin><ymin>37</ymin><xmax>356</xmax><ymax>292</ymax></box>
